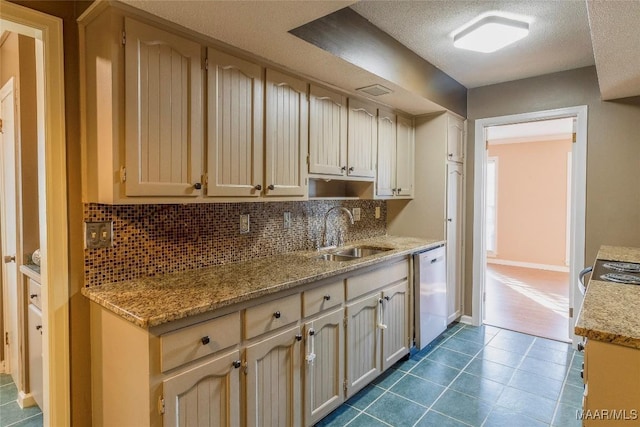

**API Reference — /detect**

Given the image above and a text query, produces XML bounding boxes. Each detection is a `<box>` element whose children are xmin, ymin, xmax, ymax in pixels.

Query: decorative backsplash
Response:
<box><xmin>84</xmin><ymin>200</ymin><xmax>387</xmax><ymax>287</ymax></box>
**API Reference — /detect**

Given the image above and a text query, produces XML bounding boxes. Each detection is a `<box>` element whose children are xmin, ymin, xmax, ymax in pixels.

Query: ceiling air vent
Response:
<box><xmin>356</xmin><ymin>84</ymin><xmax>392</xmax><ymax>97</ymax></box>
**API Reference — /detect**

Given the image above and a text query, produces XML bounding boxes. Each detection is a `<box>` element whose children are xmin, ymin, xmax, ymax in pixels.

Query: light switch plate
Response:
<box><xmin>85</xmin><ymin>221</ymin><xmax>113</xmax><ymax>249</ymax></box>
<box><xmin>240</xmin><ymin>214</ymin><xmax>250</xmax><ymax>234</ymax></box>
<box><xmin>353</xmin><ymin>208</ymin><xmax>361</xmax><ymax>221</ymax></box>
<box><xmin>375</xmin><ymin>207</ymin><xmax>381</xmax><ymax>219</ymax></box>
<box><xmin>283</xmin><ymin>212</ymin><xmax>292</xmax><ymax>229</ymax></box>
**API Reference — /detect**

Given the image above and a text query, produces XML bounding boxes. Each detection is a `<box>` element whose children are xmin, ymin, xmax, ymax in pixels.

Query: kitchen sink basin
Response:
<box><xmin>316</xmin><ymin>253</ymin><xmax>359</xmax><ymax>262</ymax></box>
<box><xmin>335</xmin><ymin>246</ymin><xmax>392</xmax><ymax>258</ymax></box>
<box><xmin>316</xmin><ymin>246</ymin><xmax>392</xmax><ymax>261</ymax></box>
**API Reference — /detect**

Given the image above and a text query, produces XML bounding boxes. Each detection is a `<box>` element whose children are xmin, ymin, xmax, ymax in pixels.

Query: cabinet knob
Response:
<box><xmin>448</xmin><ymin>153</ymin><xmax>453</xmax><ymax>157</ymax></box>
<box><xmin>273</xmin><ymin>311</ymin><xmax>281</xmax><ymax>319</ymax></box>
<box><xmin>232</xmin><ymin>360</ymin><xmax>242</xmax><ymax>369</ymax></box>
<box><xmin>3</xmin><ymin>255</ymin><xmax>15</xmax><ymax>263</ymax></box>
<box><xmin>341</xmin><ymin>166</ymin><xmax>346</xmax><ymax>172</ymax></box>
<box><xmin>323</xmin><ymin>295</ymin><xmax>331</xmax><ymax>301</ymax></box>
<box><xmin>193</xmin><ymin>182</ymin><xmax>202</xmax><ymax>190</ymax></box>
<box><xmin>201</xmin><ymin>336</ymin><xmax>210</xmax><ymax>345</ymax></box>
<box><xmin>384</xmin><ymin>296</ymin><xmax>390</xmax><ymax>301</ymax></box>
<box><xmin>36</xmin><ymin>325</ymin><xmax>42</xmax><ymax>331</ymax></box>
<box><xmin>309</xmin><ymin>329</ymin><xmax>315</xmax><ymax>336</ymax></box>
<box><xmin>447</xmin><ymin>218</ymin><xmax>452</xmax><ymax>222</ymax></box>
<box><xmin>295</xmin><ymin>334</ymin><xmax>303</xmax><ymax>342</ymax></box>
<box><xmin>577</xmin><ymin>342</ymin><xmax>585</xmax><ymax>352</ymax></box>
<box><xmin>348</xmin><ymin>167</ymin><xmax>354</xmax><ymax>173</ymax></box>
<box><xmin>254</xmin><ymin>184</ymin><xmax>262</xmax><ymax>191</ymax></box>
<box><xmin>267</xmin><ymin>184</ymin><xmax>275</xmax><ymax>190</ymax></box>
<box><xmin>30</xmin><ymin>294</ymin><xmax>38</xmax><ymax>299</ymax></box>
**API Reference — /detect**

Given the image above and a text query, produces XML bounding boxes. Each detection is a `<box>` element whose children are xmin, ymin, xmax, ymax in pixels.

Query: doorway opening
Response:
<box><xmin>472</xmin><ymin>106</ymin><xmax>587</xmax><ymax>348</ymax></box>
<box><xmin>483</xmin><ymin>118</ymin><xmax>573</xmax><ymax>342</ymax></box>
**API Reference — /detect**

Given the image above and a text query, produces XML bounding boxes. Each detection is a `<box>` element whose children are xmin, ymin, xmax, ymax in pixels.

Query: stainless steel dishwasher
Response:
<box><xmin>413</xmin><ymin>244</ymin><xmax>447</xmax><ymax>350</ymax></box>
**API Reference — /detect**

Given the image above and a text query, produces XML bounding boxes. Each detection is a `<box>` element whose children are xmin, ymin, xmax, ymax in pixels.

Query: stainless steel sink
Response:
<box><xmin>335</xmin><ymin>246</ymin><xmax>392</xmax><ymax>258</ymax></box>
<box><xmin>316</xmin><ymin>253</ymin><xmax>359</xmax><ymax>262</ymax></box>
<box><xmin>315</xmin><ymin>246</ymin><xmax>392</xmax><ymax>261</ymax></box>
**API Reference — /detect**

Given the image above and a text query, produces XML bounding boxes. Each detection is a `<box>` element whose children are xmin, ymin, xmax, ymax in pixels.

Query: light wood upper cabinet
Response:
<box><xmin>447</xmin><ymin>114</ymin><xmax>465</xmax><ymax>163</ymax></box>
<box><xmin>395</xmin><ymin>115</ymin><xmax>415</xmax><ymax>197</ymax></box>
<box><xmin>309</xmin><ymin>85</ymin><xmax>348</xmax><ymax>176</ymax></box>
<box><xmin>376</xmin><ymin>109</ymin><xmax>396</xmax><ymax>197</ymax></box>
<box><xmin>347</xmin><ymin>99</ymin><xmax>377</xmax><ymax>178</ymax></box>
<box><xmin>124</xmin><ymin>18</ymin><xmax>203</xmax><ymax>197</ymax></box>
<box><xmin>162</xmin><ymin>350</ymin><xmax>241</xmax><ymax>427</ymax></box>
<box><xmin>264</xmin><ymin>69</ymin><xmax>308</xmax><ymax>197</ymax></box>
<box><xmin>376</xmin><ymin>110</ymin><xmax>414</xmax><ymax>199</ymax></box>
<box><xmin>206</xmin><ymin>47</ymin><xmax>263</xmax><ymax>197</ymax></box>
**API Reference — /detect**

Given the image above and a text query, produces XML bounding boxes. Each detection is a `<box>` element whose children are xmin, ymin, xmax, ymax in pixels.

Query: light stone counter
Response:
<box><xmin>82</xmin><ymin>235</ymin><xmax>443</xmax><ymax>329</ymax></box>
<box><xmin>575</xmin><ymin>245</ymin><xmax>640</xmax><ymax>349</ymax></box>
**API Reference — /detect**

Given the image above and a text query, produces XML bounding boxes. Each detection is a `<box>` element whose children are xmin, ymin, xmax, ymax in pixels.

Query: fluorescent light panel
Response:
<box><xmin>454</xmin><ymin>15</ymin><xmax>529</xmax><ymax>53</ymax></box>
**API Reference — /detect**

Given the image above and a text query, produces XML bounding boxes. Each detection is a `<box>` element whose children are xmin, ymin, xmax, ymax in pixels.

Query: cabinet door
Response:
<box><xmin>264</xmin><ymin>69</ymin><xmax>308</xmax><ymax>197</ymax></box>
<box><xmin>28</xmin><ymin>304</ymin><xmax>43</xmax><ymax>410</ymax></box>
<box><xmin>447</xmin><ymin>114</ymin><xmax>465</xmax><ymax>163</ymax></box>
<box><xmin>245</xmin><ymin>325</ymin><xmax>302</xmax><ymax>427</ymax></box>
<box><xmin>376</xmin><ymin>108</ymin><xmax>395</xmax><ymax>197</ymax></box>
<box><xmin>347</xmin><ymin>99</ymin><xmax>377</xmax><ymax>178</ymax></box>
<box><xmin>309</xmin><ymin>86</ymin><xmax>347</xmax><ymax>176</ymax></box>
<box><xmin>446</xmin><ymin>162</ymin><xmax>464</xmax><ymax>323</ymax></box>
<box><xmin>163</xmin><ymin>350</ymin><xmax>241</xmax><ymax>427</ymax></box>
<box><xmin>395</xmin><ymin>115</ymin><xmax>415</xmax><ymax>198</ymax></box>
<box><xmin>124</xmin><ymin>17</ymin><xmax>203</xmax><ymax>197</ymax></box>
<box><xmin>381</xmin><ymin>281</ymin><xmax>409</xmax><ymax>371</ymax></box>
<box><xmin>303</xmin><ymin>309</ymin><xmax>345</xmax><ymax>426</ymax></box>
<box><xmin>345</xmin><ymin>294</ymin><xmax>380</xmax><ymax>397</ymax></box>
<box><xmin>207</xmin><ymin>48</ymin><xmax>263</xmax><ymax>197</ymax></box>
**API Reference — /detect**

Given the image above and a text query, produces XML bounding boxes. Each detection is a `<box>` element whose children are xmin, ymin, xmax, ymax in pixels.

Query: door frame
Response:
<box><xmin>471</xmin><ymin>106</ymin><xmax>587</xmax><ymax>348</ymax></box>
<box><xmin>1</xmin><ymin>3</ymin><xmax>69</xmax><ymax>425</ymax></box>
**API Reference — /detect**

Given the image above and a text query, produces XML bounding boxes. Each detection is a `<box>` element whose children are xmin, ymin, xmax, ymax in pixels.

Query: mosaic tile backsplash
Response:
<box><xmin>84</xmin><ymin>200</ymin><xmax>387</xmax><ymax>287</ymax></box>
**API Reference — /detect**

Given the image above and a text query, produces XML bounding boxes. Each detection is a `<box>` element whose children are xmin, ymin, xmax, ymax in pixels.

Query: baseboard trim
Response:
<box><xmin>459</xmin><ymin>315</ymin><xmax>473</xmax><ymax>325</ymax></box>
<box><xmin>487</xmin><ymin>258</ymin><xmax>570</xmax><ymax>273</ymax></box>
<box><xmin>18</xmin><ymin>391</ymin><xmax>37</xmax><ymax>409</ymax></box>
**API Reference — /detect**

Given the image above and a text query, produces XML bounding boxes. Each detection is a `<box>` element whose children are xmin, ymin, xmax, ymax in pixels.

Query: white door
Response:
<box><xmin>446</xmin><ymin>163</ymin><xmax>464</xmax><ymax>323</ymax></box>
<box><xmin>308</xmin><ymin>86</ymin><xmax>347</xmax><ymax>176</ymax></box>
<box><xmin>381</xmin><ymin>280</ymin><xmax>409</xmax><ymax>370</ymax></box>
<box><xmin>347</xmin><ymin>99</ymin><xmax>377</xmax><ymax>178</ymax></box>
<box><xmin>345</xmin><ymin>294</ymin><xmax>380</xmax><ymax>397</ymax></box>
<box><xmin>0</xmin><ymin>79</ymin><xmax>20</xmax><ymax>383</ymax></box>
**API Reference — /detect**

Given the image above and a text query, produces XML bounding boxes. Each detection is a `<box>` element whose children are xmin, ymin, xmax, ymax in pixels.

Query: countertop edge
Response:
<box><xmin>83</xmin><ymin>237</ymin><xmax>444</xmax><ymax>329</ymax></box>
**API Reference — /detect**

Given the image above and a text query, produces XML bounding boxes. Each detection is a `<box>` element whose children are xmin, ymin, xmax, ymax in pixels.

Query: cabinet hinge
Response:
<box><xmin>122</xmin><ymin>31</ymin><xmax>126</xmax><ymax>46</ymax></box>
<box><xmin>158</xmin><ymin>396</ymin><xmax>165</xmax><ymax>415</ymax></box>
<box><xmin>483</xmin><ymin>292</ymin><xmax>486</xmax><ymax>303</ymax></box>
<box><xmin>343</xmin><ymin>318</ymin><xmax>347</xmax><ymax>328</ymax></box>
<box><xmin>572</xmin><ymin>132</ymin><xmax>577</xmax><ymax>143</ymax></box>
<box><xmin>343</xmin><ymin>380</ymin><xmax>348</xmax><ymax>392</ymax></box>
<box><xmin>306</xmin><ymin>154</ymin><xmax>310</xmax><ymax>166</ymax></box>
<box><xmin>202</xmin><ymin>173</ymin><xmax>208</xmax><ymax>186</ymax></box>
<box><xmin>204</xmin><ymin>57</ymin><xmax>208</xmax><ymax>71</ymax></box>
<box><xmin>119</xmin><ymin>166</ymin><xmax>126</xmax><ymax>183</ymax></box>
<box><xmin>0</xmin><ymin>118</ymin><xmax>3</xmax><ymax>133</ymax></box>
<box><xmin>569</xmin><ymin>307</ymin><xmax>574</xmax><ymax>318</ymax></box>
<box><xmin>5</xmin><ymin>332</ymin><xmax>8</xmax><ymax>345</ymax></box>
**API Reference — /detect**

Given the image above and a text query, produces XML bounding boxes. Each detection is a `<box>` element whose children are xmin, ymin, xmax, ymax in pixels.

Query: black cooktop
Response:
<box><xmin>592</xmin><ymin>259</ymin><xmax>640</xmax><ymax>285</ymax></box>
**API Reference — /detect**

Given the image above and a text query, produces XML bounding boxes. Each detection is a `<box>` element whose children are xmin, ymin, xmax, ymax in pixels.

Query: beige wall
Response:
<box><xmin>466</xmin><ymin>66</ymin><xmax>640</xmax><ymax>316</ymax></box>
<box><xmin>8</xmin><ymin>1</ymin><xmax>93</xmax><ymax>425</ymax></box>
<box><xmin>488</xmin><ymin>139</ymin><xmax>572</xmax><ymax>267</ymax></box>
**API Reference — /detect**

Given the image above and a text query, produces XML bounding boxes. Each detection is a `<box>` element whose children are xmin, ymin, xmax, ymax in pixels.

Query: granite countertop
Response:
<box><xmin>575</xmin><ymin>245</ymin><xmax>640</xmax><ymax>349</ymax></box>
<box><xmin>82</xmin><ymin>235</ymin><xmax>443</xmax><ymax>329</ymax></box>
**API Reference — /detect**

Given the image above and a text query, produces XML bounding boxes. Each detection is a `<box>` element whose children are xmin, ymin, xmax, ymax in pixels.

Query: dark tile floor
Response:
<box><xmin>0</xmin><ymin>374</ymin><xmax>42</xmax><ymax>427</ymax></box>
<box><xmin>317</xmin><ymin>323</ymin><xmax>584</xmax><ymax>427</ymax></box>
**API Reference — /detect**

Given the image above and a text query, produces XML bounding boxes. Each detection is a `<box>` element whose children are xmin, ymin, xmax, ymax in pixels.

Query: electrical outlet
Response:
<box><xmin>375</xmin><ymin>207</ymin><xmax>381</xmax><ymax>219</ymax></box>
<box><xmin>85</xmin><ymin>221</ymin><xmax>113</xmax><ymax>249</ymax></box>
<box><xmin>240</xmin><ymin>214</ymin><xmax>250</xmax><ymax>234</ymax></box>
<box><xmin>283</xmin><ymin>212</ymin><xmax>292</xmax><ymax>229</ymax></box>
<box><xmin>353</xmin><ymin>208</ymin><xmax>361</xmax><ymax>221</ymax></box>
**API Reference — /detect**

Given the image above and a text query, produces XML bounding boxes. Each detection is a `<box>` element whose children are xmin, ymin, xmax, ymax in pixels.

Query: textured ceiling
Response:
<box><xmin>587</xmin><ymin>0</ymin><xmax>640</xmax><ymax>100</ymax></box>
<box><xmin>351</xmin><ymin>0</ymin><xmax>595</xmax><ymax>89</ymax></box>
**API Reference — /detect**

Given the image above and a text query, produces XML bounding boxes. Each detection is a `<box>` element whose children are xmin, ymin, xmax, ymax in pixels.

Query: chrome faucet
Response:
<box><xmin>321</xmin><ymin>206</ymin><xmax>355</xmax><ymax>249</ymax></box>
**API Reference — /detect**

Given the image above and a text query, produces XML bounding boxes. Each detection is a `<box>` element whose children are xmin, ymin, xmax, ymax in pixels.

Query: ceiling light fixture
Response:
<box><xmin>453</xmin><ymin>15</ymin><xmax>529</xmax><ymax>53</ymax></box>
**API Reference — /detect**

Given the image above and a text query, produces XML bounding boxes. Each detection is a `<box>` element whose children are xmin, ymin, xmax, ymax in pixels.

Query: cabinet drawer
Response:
<box><xmin>303</xmin><ymin>279</ymin><xmax>344</xmax><ymax>317</ymax></box>
<box><xmin>244</xmin><ymin>293</ymin><xmax>301</xmax><ymax>339</ymax></box>
<box><xmin>346</xmin><ymin>260</ymin><xmax>408</xmax><ymax>301</ymax></box>
<box><xmin>161</xmin><ymin>312</ymin><xmax>240</xmax><ymax>372</ymax></box>
<box><xmin>28</xmin><ymin>279</ymin><xmax>42</xmax><ymax>310</ymax></box>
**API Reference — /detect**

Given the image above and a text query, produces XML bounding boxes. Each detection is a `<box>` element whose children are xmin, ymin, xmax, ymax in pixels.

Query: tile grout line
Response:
<box><xmin>5</xmin><ymin>412</ymin><xmax>43</xmax><ymax>427</ymax></box>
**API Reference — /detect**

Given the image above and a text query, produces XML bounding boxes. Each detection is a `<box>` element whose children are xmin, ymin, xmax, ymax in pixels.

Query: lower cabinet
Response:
<box><xmin>90</xmin><ymin>257</ymin><xmax>412</xmax><ymax>427</ymax></box>
<box><xmin>303</xmin><ymin>308</ymin><xmax>345</xmax><ymax>426</ymax></box>
<box><xmin>245</xmin><ymin>325</ymin><xmax>302</xmax><ymax>427</ymax></box>
<box><xmin>27</xmin><ymin>303</ymin><xmax>43</xmax><ymax>410</ymax></box>
<box><xmin>163</xmin><ymin>350</ymin><xmax>241</xmax><ymax>427</ymax></box>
